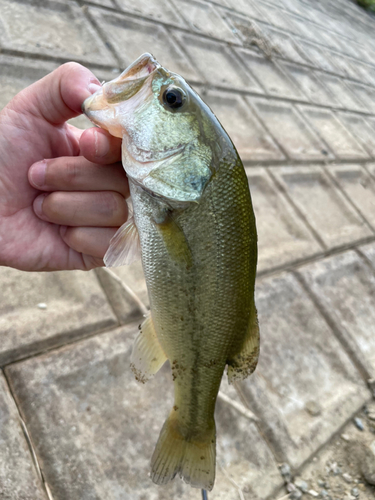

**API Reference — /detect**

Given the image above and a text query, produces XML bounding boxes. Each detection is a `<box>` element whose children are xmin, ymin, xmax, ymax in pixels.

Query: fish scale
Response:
<box><xmin>83</xmin><ymin>52</ymin><xmax>259</xmax><ymax>492</ymax></box>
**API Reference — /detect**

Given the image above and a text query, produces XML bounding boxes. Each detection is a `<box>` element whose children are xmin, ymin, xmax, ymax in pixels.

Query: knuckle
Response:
<box><xmin>65</xmin><ymin>160</ymin><xmax>80</xmax><ymax>185</ymax></box>
<box><xmin>64</xmin><ymin>227</ymin><xmax>79</xmax><ymax>247</ymax></box>
<box><xmin>43</xmin><ymin>191</ymin><xmax>64</xmax><ymax>219</ymax></box>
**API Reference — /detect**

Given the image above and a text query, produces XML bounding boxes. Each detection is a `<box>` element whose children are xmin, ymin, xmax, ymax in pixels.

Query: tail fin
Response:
<box><xmin>150</xmin><ymin>412</ymin><xmax>216</xmax><ymax>491</ymax></box>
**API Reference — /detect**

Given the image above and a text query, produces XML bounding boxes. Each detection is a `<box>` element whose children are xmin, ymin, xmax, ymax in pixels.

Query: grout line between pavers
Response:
<box><xmin>82</xmin><ymin>0</ymin><xmax>375</xmax><ymax>90</ymax></box>
<box><xmin>323</xmin><ymin>165</ymin><xmax>375</xmax><ymax>234</ymax></box>
<box><xmin>2</xmin><ymin>369</ymin><xmax>54</xmax><ymax>500</ymax></box>
<box><xmin>266</xmin><ymin>168</ymin><xmax>328</xmax><ymax>250</ymax></box>
<box><xmin>356</xmin><ymin>246</ymin><xmax>375</xmax><ymax>274</ymax></box>
<box><xmin>292</xmin><ymin>270</ymin><xmax>372</xmax><ymax>382</ymax></box>
<box><xmin>205</xmin><ymin>0</ymin><xmax>375</xmax><ymax>69</ymax></box>
<box><xmin>0</xmin><ymin>47</ymin><xmax>121</xmax><ymax>72</ymax></box>
<box><xmin>283</xmin><ymin>395</ymin><xmax>373</xmax><ymax>479</ymax></box>
<box><xmin>79</xmin><ymin>2</ymin><xmax>123</xmax><ymax>68</ymax></box>
<box><xmin>99</xmin><ymin>267</ymin><xmax>149</xmax><ymax>316</ymax></box>
<box><xmin>244</xmin><ymin>157</ymin><xmax>375</xmax><ymax>168</ymax></box>
<box><xmin>1</xmin><ymin>321</ymin><xmax>134</xmax><ymax>370</ymax></box>
<box><xmin>3</xmin><ymin>243</ymin><xmax>375</xmax><ymax>369</ymax></box>
<box><xmin>256</xmin><ymin>234</ymin><xmax>375</xmax><ymax>280</ymax></box>
<box><xmin>2</xmin><ymin>48</ymin><xmax>375</xmax><ymax>121</ymax></box>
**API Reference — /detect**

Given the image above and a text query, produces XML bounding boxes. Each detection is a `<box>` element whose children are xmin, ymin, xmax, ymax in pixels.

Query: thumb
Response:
<box><xmin>13</xmin><ymin>62</ymin><xmax>102</xmax><ymax>125</ymax></box>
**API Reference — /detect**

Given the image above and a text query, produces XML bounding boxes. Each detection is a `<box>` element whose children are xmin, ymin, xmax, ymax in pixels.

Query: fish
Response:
<box><xmin>82</xmin><ymin>53</ymin><xmax>259</xmax><ymax>491</ymax></box>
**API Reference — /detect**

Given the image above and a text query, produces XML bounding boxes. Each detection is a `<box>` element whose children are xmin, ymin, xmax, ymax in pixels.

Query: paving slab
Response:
<box><xmin>249</xmin><ymin>98</ymin><xmax>329</xmax><ymax>161</ymax></box>
<box><xmin>172</xmin><ymin>0</ymin><xmax>237</xmax><ymax>42</ymax></box>
<box><xmin>317</xmin><ymin>29</ymin><xmax>345</xmax><ymax>52</ymax></box>
<box><xmin>256</xmin><ymin>3</ymin><xmax>295</xmax><ymax>32</ymax></box>
<box><xmin>223</xmin><ymin>0</ymin><xmax>265</xmax><ymax>21</ymax></box>
<box><xmin>203</xmin><ymin>90</ymin><xmax>284</xmax><ymax>162</ymax></box>
<box><xmin>95</xmin><ymin>262</ymin><xmax>149</xmax><ymax>324</ymax></box>
<box><xmin>292</xmin><ymin>406</ymin><xmax>375</xmax><ymax>500</ymax></box>
<box><xmin>299</xmin><ymin>41</ymin><xmax>338</xmax><ymax>73</ymax></box>
<box><xmin>0</xmin><ymin>0</ymin><xmax>117</xmax><ymax>66</ymax></box>
<box><xmin>336</xmin><ymin>114</ymin><xmax>375</xmax><ymax>158</ymax></box>
<box><xmin>329</xmin><ymin>164</ymin><xmax>375</xmax><ymax>231</ymax></box>
<box><xmin>260</xmin><ymin>28</ymin><xmax>308</xmax><ymax>64</ymax></box>
<box><xmin>88</xmin><ymin>8</ymin><xmax>200</xmax><ymax>82</ymax></box>
<box><xmin>236</xmin><ymin>272</ymin><xmax>370</xmax><ymax>469</ymax></box>
<box><xmin>277</xmin><ymin>0</ymin><xmax>305</xmax><ymax>16</ymax></box>
<box><xmin>365</xmin><ymin>161</ymin><xmax>375</xmax><ymax>181</ymax></box>
<box><xmin>246</xmin><ymin>167</ymin><xmax>322</xmax><ymax>272</ymax></box>
<box><xmin>0</xmin><ymin>371</ymin><xmax>46</xmax><ymax>500</ymax></box>
<box><xmin>270</xmin><ymin>166</ymin><xmax>373</xmax><ymax>250</ymax></box>
<box><xmin>88</xmin><ymin>0</ymin><xmax>114</xmax><ymax>6</ymax></box>
<box><xmin>5</xmin><ymin>323</ymin><xmax>282</xmax><ymax>500</ymax></box>
<box><xmin>355</xmin><ymin>62</ymin><xmax>375</xmax><ymax>87</ymax></box>
<box><xmin>0</xmin><ymin>268</ymin><xmax>117</xmax><ymax>366</ymax></box>
<box><xmin>114</xmin><ymin>0</ymin><xmax>187</xmax><ymax>28</ymax></box>
<box><xmin>224</xmin><ymin>13</ymin><xmax>266</xmax><ymax>50</ymax></box>
<box><xmin>0</xmin><ymin>55</ymin><xmax>58</xmax><ymax>111</ymax></box>
<box><xmin>367</xmin><ymin>119</ymin><xmax>375</xmax><ymax>138</ymax></box>
<box><xmin>237</xmin><ymin>48</ymin><xmax>304</xmax><ymax>99</ymax></box>
<box><xmin>360</xmin><ymin>241</ymin><xmax>375</xmax><ymax>270</ymax></box>
<box><xmin>318</xmin><ymin>74</ymin><xmax>363</xmax><ymax>111</ymax></box>
<box><xmin>298</xmin><ymin>107</ymin><xmax>369</xmax><ymax>160</ymax></box>
<box><xmin>347</xmin><ymin>82</ymin><xmax>375</xmax><ymax>114</ymax></box>
<box><xmin>297</xmin><ymin>251</ymin><xmax>375</xmax><ymax>380</ymax></box>
<box><xmin>174</xmin><ymin>33</ymin><xmax>262</xmax><ymax>91</ymax></box>
<box><xmin>328</xmin><ymin>51</ymin><xmax>357</xmax><ymax>80</ymax></box>
<box><xmin>281</xmin><ymin>62</ymin><xmax>334</xmax><ymax>105</ymax></box>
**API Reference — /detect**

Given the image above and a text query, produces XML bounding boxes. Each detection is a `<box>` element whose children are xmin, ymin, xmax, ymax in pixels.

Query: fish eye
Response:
<box><xmin>162</xmin><ymin>87</ymin><xmax>185</xmax><ymax>110</ymax></box>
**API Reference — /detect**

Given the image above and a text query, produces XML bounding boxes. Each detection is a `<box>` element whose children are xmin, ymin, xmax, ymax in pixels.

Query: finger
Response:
<box><xmin>18</xmin><ymin>62</ymin><xmax>102</xmax><ymax>125</ymax></box>
<box><xmin>80</xmin><ymin>128</ymin><xmax>122</xmax><ymax>164</ymax></box>
<box><xmin>66</xmin><ymin>123</ymin><xmax>86</xmax><ymax>143</ymax></box>
<box><xmin>29</xmin><ymin>157</ymin><xmax>129</xmax><ymax>196</ymax></box>
<box><xmin>33</xmin><ymin>191</ymin><xmax>128</xmax><ymax>227</ymax></box>
<box><xmin>61</xmin><ymin>226</ymin><xmax>117</xmax><ymax>258</ymax></box>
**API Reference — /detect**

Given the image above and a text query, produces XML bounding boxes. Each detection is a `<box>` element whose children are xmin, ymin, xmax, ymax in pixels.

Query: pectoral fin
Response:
<box><xmin>104</xmin><ymin>216</ymin><xmax>141</xmax><ymax>267</ymax></box>
<box><xmin>227</xmin><ymin>305</ymin><xmax>260</xmax><ymax>384</ymax></box>
<box><xmin>154</xmin><ymin>211</ymin><xmax>193</xmax><ymax>268</ymax></box>
<box><xmin>131</xmin><ymin>314</ymin><xmax>167</xmax><ymax>383</ymax></box>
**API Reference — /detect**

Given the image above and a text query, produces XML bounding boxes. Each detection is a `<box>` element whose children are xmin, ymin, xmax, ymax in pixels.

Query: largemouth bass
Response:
<box><xmin>83</xmin><ymin>53</ymin><xmax>259</xmax><ymax>491</ymax></box>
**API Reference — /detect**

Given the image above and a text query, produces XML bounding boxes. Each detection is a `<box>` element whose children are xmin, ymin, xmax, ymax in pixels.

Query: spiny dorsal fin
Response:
<box><xmin>104</xmin><ymin>216</ymin><xmax>141</xmax><ymax>267</ymax></box>
<box><xmin>130</xmin><ymin>314</ymin><xmax>167</xmax><ymax>384</ymax></box>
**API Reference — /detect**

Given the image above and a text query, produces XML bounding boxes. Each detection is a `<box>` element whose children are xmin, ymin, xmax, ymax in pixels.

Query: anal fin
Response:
<box><xmin>227</xmin><ymin>304</ymin><xmax>260</xmax><ymax>384</ymax></box>
<box><xmin>131</xmin><ymin>314</ymin><xmax>167</xmax><ymax>383</ymax></box>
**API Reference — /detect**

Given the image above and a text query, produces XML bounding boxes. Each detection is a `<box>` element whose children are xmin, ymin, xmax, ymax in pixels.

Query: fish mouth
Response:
<box><xmin>83</xmin><ymin>53</ymin><xmax>182</xmax><ymax>163</ymax></box>
<box><xmin>82</xmin><ymin>53</ymin><xmax>160</xmax><ymax>123</ymax></box>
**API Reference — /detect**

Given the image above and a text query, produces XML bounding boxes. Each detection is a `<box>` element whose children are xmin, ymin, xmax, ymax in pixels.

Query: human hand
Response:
<box><xmin>0</xmin><ymin>62</ymin><xmax>126</xmax><ymax>272</ymax></box>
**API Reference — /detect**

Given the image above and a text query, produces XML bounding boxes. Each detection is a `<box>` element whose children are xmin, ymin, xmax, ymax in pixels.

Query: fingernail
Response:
<box><xmin>88</xmin><ymin>77</ymin><xmax>102</xmax><ymax>95</ymax></box>
<box><xmin>94</xmin><ymin>129</ymin><xmax>110</xmax><ymax>158</ymax></box>
<box><xmin>33</xmin><ymin>193</ymin><xmax>48</xmax><ymax>218</ymax></box>
<box><xmin>30</xmin><ymin>161</ymin><xmax>46</xmax><ymax>188</ymax></box>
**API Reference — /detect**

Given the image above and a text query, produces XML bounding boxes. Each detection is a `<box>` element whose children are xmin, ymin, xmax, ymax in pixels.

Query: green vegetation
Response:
<box><xmin>357</xmin><ymin>0</ymin><xmax>375</xmax><ymax>12</ymax></box>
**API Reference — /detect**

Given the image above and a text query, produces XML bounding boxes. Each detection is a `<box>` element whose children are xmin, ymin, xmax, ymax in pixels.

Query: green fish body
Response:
<box><xmin>83</xmin><ymin>53</ymin><xmax>259</xmax><ymax>491</ymax></box>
